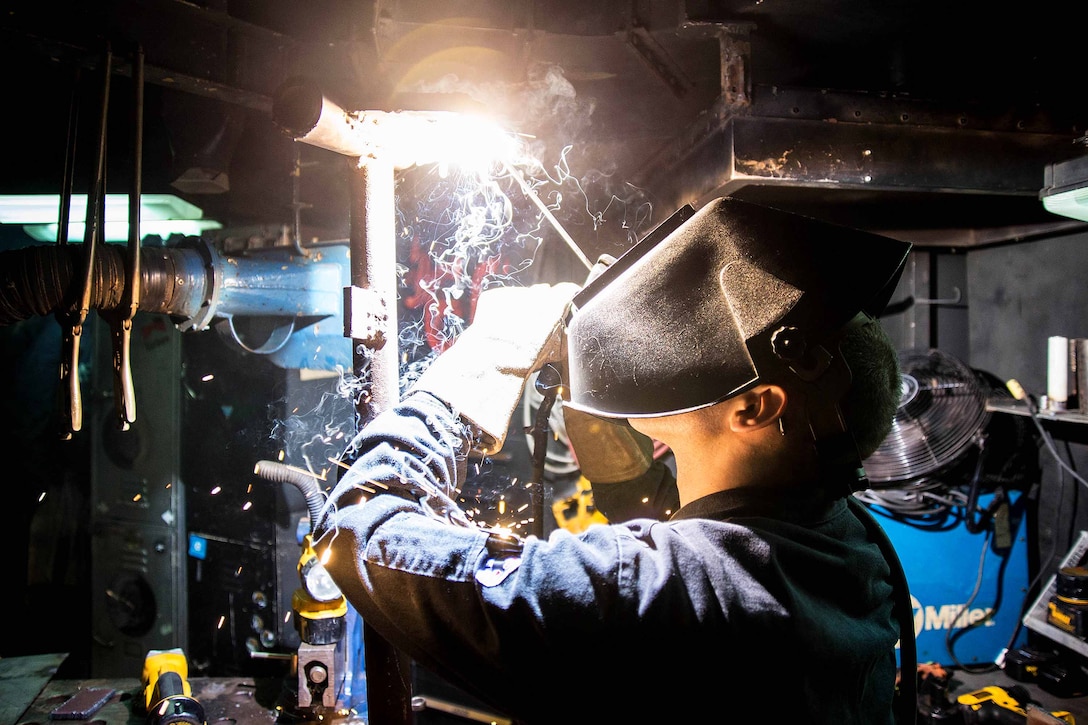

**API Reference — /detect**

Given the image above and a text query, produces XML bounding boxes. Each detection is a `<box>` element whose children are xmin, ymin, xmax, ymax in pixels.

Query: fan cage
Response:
<box><xmin>862</xmin><ymin>348</ymin><xmax>991</xmax><ymax>485</ymax></box>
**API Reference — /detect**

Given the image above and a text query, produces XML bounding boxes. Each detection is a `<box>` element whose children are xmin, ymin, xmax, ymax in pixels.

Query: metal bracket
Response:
<box><xmin>297</xmin><ymin>641</ymin><xmax>341</xmax><ymax>709</ymax></box>
<box><xmin>343</xmin><ymin>285</ymin><xmax>389</xmax><ymax>347</ymax></box>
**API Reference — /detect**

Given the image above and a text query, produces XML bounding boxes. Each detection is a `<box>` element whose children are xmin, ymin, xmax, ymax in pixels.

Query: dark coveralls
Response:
<box><xmin>315</xmin><ymin>391</ymin><xmax>901</xmax><ymax>724</ymax></box>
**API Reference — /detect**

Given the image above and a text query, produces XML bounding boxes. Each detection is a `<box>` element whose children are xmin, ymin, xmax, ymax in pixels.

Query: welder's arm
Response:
<box><xmin>562</xmin><ymin>407</ymin><xmax>680</xmax><ymax>521</ymax></box>
<box><xmin>410</xmin><ymin>282</ymin><xmax>580</xmax><ymax>456</ymax></box>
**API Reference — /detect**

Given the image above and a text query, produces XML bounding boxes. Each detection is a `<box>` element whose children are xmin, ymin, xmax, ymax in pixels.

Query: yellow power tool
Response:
<box><xmin>142</xmin><ymin>648</ymin><xmax>206</xmax><ymax>725</ymax></box>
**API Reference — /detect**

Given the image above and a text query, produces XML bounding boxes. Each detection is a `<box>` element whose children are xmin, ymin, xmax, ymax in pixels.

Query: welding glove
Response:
<box><xmin>409</xmin><ymin>282</ymin><xmax>580</xmax><ymax>456</ymax></box>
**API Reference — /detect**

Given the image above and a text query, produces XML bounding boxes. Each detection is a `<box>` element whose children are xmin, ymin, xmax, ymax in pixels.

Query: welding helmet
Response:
<box><xmin>564</xmin><ymin>196</ymin><xmax>911</xmax><ymax>422</ymax></box>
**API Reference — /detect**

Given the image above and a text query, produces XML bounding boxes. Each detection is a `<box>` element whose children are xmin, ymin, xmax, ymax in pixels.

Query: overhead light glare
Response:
<box><xmin>0</xmin><ymin>193</ymin><xmax>222</xmax><ymax>242</ymax></box>
<box><xmin>1041</xmin><ymin>155</ymin><xmax>1088</xmax><ymax>223</ymax></box>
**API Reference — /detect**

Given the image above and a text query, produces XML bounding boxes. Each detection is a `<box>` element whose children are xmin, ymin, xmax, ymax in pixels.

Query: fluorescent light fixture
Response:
<box><xmin>1041</xmin><ymin>155</ymin><xmax>1088</xmax><ymax>223</ymax></box>
<box><xmin>0</xmin><ymin>193</ymin><xmax>222</xmax><ymax>242</ymax></box>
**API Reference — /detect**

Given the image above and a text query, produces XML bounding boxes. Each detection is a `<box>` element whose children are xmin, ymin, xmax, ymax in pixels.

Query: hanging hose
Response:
<box><xmin>253</xmin><ymin>459</ymin><xmax>326</xmax><ymax>532</ymax></box>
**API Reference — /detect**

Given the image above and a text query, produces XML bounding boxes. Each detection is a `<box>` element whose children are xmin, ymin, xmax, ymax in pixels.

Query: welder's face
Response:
<box><xmin>627</xmin><ymin>400</ymin><xmax>729</xmax><ymax>448</ymax></box>
<box><xmin>627</xmin><ymin>414</ymin><xmax>672</xmax><ymax>443</ymax></box>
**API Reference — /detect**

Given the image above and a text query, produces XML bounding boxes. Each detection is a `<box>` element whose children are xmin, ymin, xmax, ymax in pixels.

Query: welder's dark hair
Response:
<box><xmin>837</xmin><ymin>319</ymin><xmax>901</xmax><ymax>459</ymax></box>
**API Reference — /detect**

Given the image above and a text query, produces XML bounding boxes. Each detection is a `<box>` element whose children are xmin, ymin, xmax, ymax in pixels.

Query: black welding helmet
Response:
<box><xmin>564</xmin><ymin>196</ymin><xmax>912</xmax><ymax>420</ymax></box>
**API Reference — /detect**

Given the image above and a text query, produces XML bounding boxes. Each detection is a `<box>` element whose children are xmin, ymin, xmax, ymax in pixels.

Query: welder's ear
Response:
<box><xmin>727</xmin><ymin>385</ymin><xmax>788</xmax><ymax>434</ymax></box>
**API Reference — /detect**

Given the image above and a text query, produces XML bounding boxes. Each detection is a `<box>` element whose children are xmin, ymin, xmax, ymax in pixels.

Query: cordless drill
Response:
<box><xmin>142</xmin><ymin>648</ymin><xmax>206</xmax><ymax>725</ymax></box>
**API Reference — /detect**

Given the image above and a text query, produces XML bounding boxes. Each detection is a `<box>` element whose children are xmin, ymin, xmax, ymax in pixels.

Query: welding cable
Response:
<box><xmin>854</xmin><ymin>480</ymin><xmax>969</xmax><ymax>521</ymax></box>
<box><xmin>994</xmin><ymin>540</ymin><xmax>1064</xmax><ymax>674</ymax></box>
<box><xmin>253</xmin><ymin>460</ymin><xmax>326</xmax><ymax>532</ymax></box>
<box><xmin>944</xmin><ymin>527</ymin><xmax>1001</xmax><ymax>674</ymax></box>
<box><xmin>1006</xmin><ymin>379</ymin><xmax>1088</xmax><ymax>491</ymax></box>
<box><xmin>1061</xmin><ymin>438</ymin><xmax>1081</xmax><ymax>547</ymax></box>
<box><xmin>527</xmin><ymin>363</ymin><xmax>563</xmax><ymax>539</ymax></box>
<box><xmin>522</xmin><ymin>371</ymin><xmax>579</xmax><ymax>478</ymax></box>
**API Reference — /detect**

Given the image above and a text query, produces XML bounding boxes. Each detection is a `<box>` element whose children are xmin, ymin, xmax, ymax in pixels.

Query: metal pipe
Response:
<box><xmin>351</xmin><ymin>160</ymin><xmax>400</xmax><ymax>414</ymax></box>
<box><xmin>0</xmin><ymin>243</ymin><xmax>344</xmax><ymax>328</ymax></box>
<box><xmin>277</xmin><ymin>77</ymin><xmax>417</xmax><ymax>720</ymax></box>
<box><xmin>349</xmin><ymin>159</ymin><xmax>414</xmax><ymax>724</ymax></box>
<box><xmin>273</xmin><ymin>78</ymin><xmax>372</xmax><ymax>159</ymax></box>
<box><xmin>273</xmin><ymin>78</ymin><xmax>485</xmax><ymax>171</ymax></box>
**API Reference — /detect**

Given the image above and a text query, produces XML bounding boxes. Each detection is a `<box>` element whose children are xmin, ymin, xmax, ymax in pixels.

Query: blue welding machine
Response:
<box><xmin>868</xmin><ymin>491</ymin><xmax>1029</xmax><ymax>667</ymax></box>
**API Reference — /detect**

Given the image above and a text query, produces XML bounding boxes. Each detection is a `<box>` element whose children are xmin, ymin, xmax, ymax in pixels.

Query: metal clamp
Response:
<box><xmin>104</xmin><ymin>44</ymin><xmax>145</xmax><ymax>430</ymax></box>
<box><xmin>343</xmin><ymin>284</ymin><xmax>390</xmax><ymax>347</ymax></box>
<box><xmin>57</xmin><ymin>43</ymin><xmax>113</xmax><ymax>437</ymax></box>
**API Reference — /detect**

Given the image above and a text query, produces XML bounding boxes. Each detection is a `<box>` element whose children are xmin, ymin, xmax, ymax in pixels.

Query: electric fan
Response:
<box><xmin>862</xmin><ymin>348</ymin><xmax>991</xmax><ymax>486</ymax></box>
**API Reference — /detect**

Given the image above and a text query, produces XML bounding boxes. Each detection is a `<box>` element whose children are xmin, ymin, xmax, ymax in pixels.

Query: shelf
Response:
<box><xmin>1023</xmin><ymin>531</ymin><xmax>1088</xmax><ymax>659</ymax></box>
<box><xmin>986</xmin><ymin>398</ymin><xmax>1088</xmax><ymax>425</ymax></box>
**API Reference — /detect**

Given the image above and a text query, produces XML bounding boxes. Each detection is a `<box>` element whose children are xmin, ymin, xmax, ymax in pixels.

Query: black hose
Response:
<box><xmin>0</xmin><ymin>244</ymin><xmax>125</xmax><ymax>324</ymax></box>
<box><xmin>0</xmin><ymin>244</ymin><xmax>206</xmax><ymax>326</ymax></box>
<box><xmin>253</xmin><ymin>459</ymin><xmax>325</xmax><ymax>531</ymax></box>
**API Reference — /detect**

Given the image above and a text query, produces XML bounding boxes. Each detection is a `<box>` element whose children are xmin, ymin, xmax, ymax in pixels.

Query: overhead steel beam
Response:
<box><xmin>638</xmin><ymin>84</ymin><xmax>1084</xmax><ymax>219</ymax></box>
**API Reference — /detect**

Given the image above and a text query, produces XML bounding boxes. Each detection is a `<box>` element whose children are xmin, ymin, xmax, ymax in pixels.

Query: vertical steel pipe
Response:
<box><xmin>351</xmin><ymin>159</ymin><xmax>400</xmax><ymax>415</ymax></box>
<box><xmin>349</xmin><ymin>158</ymin><xmax>413</xmax><ymax>724</ymax></box>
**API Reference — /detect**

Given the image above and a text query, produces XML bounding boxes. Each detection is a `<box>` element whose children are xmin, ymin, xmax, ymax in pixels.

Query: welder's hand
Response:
<box><xmin>409</xmin><ymin>282</ymin><xmax>580</xmax><ymax>455</ymax></box>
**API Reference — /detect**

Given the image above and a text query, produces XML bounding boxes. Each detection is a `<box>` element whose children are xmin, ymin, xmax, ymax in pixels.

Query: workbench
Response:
<box><xmin>1</xmin><ymin>653</ymin><xmax>365</xmax><ymax>725</ymax></box>
<box><xmin>15</xmin><ymin>677</ymin><xmax>290</xmax><ymax>724</ymax></box>
<box><xmin>7</xmin><ymin>655</ymin><xmax>1088</xmax><ymax>724</ymax></box>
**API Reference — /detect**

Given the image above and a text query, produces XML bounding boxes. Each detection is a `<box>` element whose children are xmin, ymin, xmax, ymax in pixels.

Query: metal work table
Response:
<box><xmin>1</xmin><ymin>652</ymin><xmax>364</xmax><ymax>725</ymax></box>
<box><xmin>7</xmin><ymin>664</ymin><xmax>1088</xmax><ymax>724</ymax></box>
<box><xmin>14</xmin><ymin>677</ymin><xmax>291</xmax><ymax>724</ymax></box>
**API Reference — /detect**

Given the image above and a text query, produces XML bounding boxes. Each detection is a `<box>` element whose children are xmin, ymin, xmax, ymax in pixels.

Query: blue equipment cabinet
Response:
<box><xmin>868</xmin><ymin>491</ymin><xmax>1030</xmax><ymax>667</ymax></box>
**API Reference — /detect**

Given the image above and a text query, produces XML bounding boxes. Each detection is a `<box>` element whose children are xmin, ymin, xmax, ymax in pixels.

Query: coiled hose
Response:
<box><xmin>0</xmin><ymin>243</ymin><xmax>207</xmax><ymax>326</ymax></box>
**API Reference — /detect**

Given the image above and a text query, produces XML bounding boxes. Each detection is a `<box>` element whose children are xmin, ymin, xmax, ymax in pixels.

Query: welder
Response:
<box><xmin>313</xmin><ymin>196</ymin><xmax>914</xmax><ymax>723</ymax></box>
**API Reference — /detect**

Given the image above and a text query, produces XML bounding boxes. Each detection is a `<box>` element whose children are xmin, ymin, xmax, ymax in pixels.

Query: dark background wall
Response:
<box><xmin>969</xmin><ymin>232</ymin><xmax>1088</xmax><ymax>569</ymax></box>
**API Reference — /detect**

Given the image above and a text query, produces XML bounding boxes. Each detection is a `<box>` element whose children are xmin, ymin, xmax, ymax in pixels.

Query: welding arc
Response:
<box><xmin>504</xmin><ymin>163</ymin><xmax>593</xmax><ymax>271</ymax></box>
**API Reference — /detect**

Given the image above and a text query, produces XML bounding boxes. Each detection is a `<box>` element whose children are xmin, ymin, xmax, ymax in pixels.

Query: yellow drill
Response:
<box><xmin>142</xmin><ymin>648</ymin><xmax>206</xmax><ymax>725</ymax></box>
